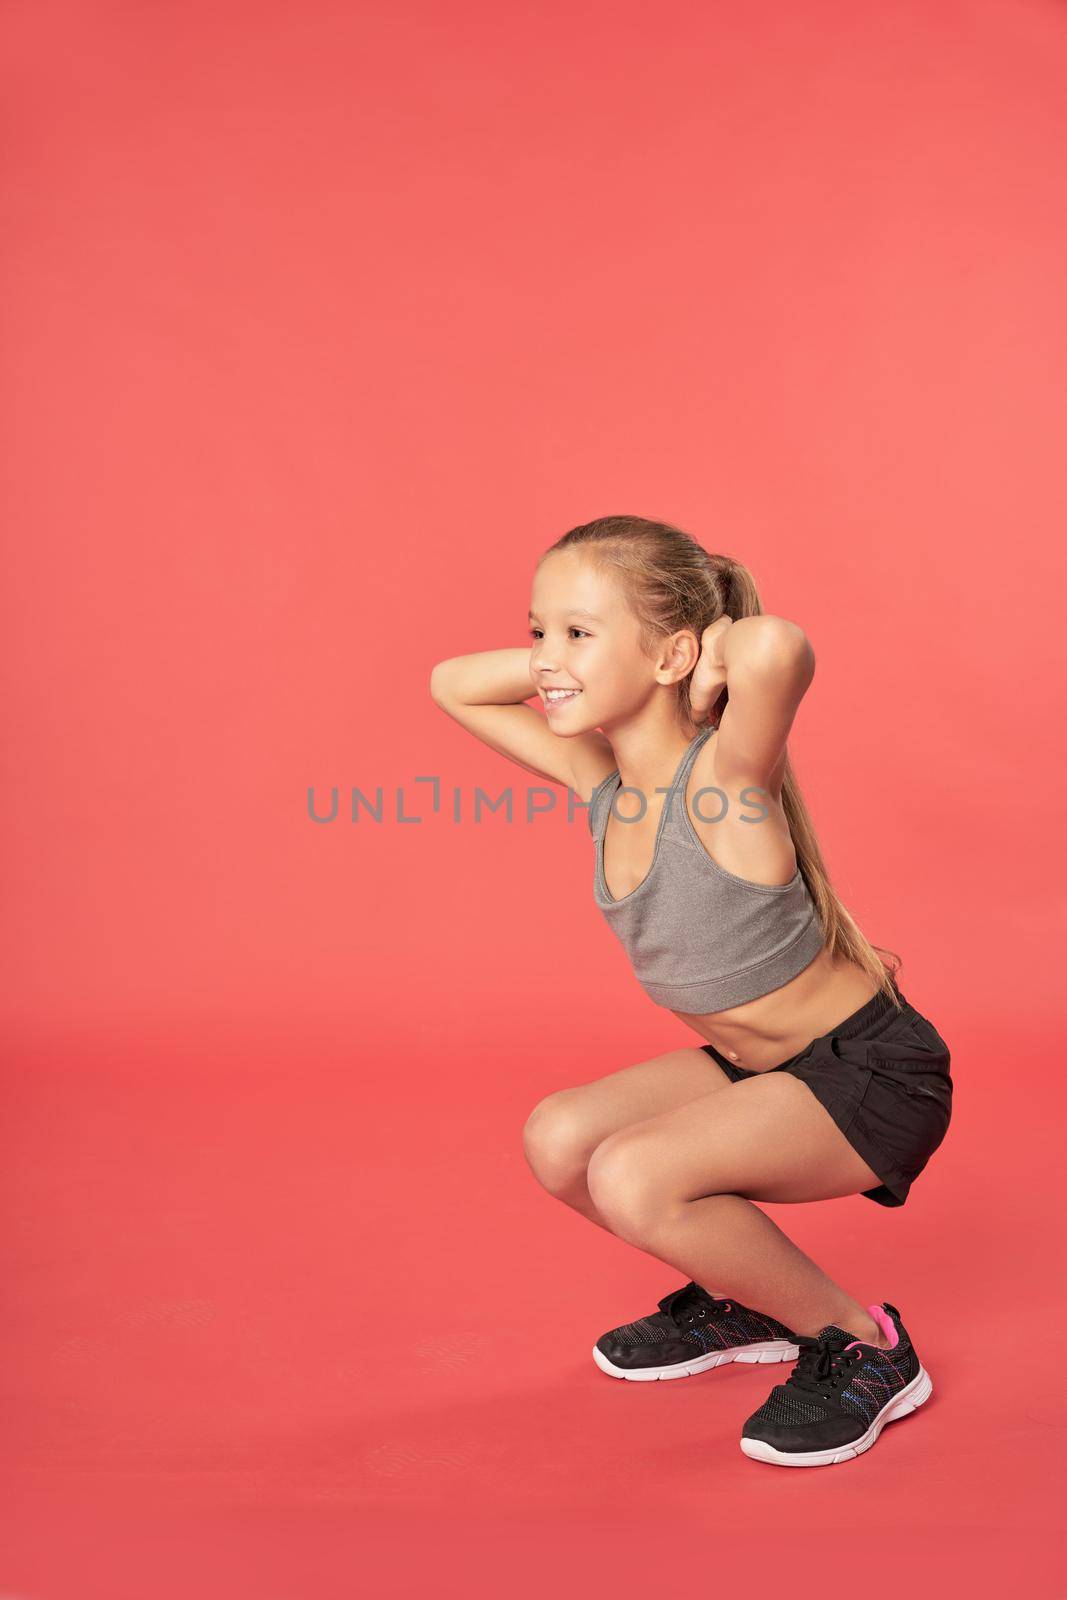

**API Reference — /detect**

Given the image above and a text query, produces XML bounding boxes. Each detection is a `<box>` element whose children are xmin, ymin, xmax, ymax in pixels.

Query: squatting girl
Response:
<box><xmin>430</xmin><ymin>515</ymin><xmax>953</xmax><ymax>1468</ymax></box>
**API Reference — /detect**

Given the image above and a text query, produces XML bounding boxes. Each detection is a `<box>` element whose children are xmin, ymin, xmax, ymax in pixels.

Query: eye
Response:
<box><xmin>528</xmin><ymin>627</ymin><xmax>589</xmax><ymax>640</ymax></box>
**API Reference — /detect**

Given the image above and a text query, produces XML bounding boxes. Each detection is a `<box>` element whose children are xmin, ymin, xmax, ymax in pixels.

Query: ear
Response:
<box><xmin>656</xmin><ymin>628</ymin><xmax>701</xmax><ymax>684</ymax></box>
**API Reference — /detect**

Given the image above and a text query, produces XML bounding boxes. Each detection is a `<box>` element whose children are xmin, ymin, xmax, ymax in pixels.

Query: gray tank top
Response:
<box><xmin>587</xmin><ymin>725</ymin><xmax>824</xmax><ymax>1012</ymax></box>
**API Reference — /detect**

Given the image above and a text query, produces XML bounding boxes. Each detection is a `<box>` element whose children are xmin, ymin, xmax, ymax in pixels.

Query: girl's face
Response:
<box><xmin>528</xmin><ymin>551</ymin><xmax>686</xmax><ymax>733</ymax></box>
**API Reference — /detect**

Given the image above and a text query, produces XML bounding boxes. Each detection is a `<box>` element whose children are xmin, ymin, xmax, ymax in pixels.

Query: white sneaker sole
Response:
<box><xmin>739</xmin><ymin>1363</ymin><xmax>934</xmax><ymax>1466</ymax></box>
<box><xmin>592</xmin><ymin>1338</ymin><xmax>801</xmax><ymax>1382</ymax></box>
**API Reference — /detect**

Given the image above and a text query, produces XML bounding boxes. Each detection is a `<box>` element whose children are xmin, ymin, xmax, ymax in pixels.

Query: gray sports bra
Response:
<box><xmin>586</xmin><ymin>725</ymin><xmax>825</xmax><ymax>1013</ymax></box>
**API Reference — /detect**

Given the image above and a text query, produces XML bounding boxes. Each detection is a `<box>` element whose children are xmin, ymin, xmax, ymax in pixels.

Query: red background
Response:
<box><xmin>2</xmin><ymin>0</ymin><xmax>1065</xmax><ymax>1594</ymax></box>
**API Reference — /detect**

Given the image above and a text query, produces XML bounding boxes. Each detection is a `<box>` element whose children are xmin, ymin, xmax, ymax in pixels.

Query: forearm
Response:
<box><xmin>429</xmin><ymin>648</ymin><xmax>537</xmax><ymax>707</ymax></box>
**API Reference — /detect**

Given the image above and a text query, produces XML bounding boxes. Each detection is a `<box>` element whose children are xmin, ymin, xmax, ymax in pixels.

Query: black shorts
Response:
<box><xmin>700</xmin><ymin>982</ymin><xmax>954</xmax><ymax>1207</ymax></box>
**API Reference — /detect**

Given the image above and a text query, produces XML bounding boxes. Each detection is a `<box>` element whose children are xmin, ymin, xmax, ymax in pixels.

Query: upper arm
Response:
<box><xmin>713</xmin><ymin>619</ymin><xmax>815</xmax><ymax>789</ymax></box>
<box><xmin>430</xmin><ymin>692</ymin><xmax>616</xmax><ymax>802</ymax></box>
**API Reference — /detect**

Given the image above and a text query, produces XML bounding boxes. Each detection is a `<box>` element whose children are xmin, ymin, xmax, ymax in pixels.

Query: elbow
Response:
<box><xmin>742</xmin><ymin>620</ymin><xmax>815</xmax><ymax>687</ymax></box>
<box><xmin>429</xmin><ymin>663</ymin><xmax>446</xmax><ymax>705</ymax></box>
<box><xmin>429</xmin><ymin>660</ymin><xmax>456</xmax><ymax>706</ymax></box>
<box><xmin>755</xmin><ymin>617</ymin><xmax>812</xmax><ymax>675</ymax></box>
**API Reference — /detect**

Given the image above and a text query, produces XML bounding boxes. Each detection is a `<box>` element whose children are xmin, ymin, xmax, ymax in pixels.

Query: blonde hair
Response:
<box><xmin>542</xmin><ymin>514</ymin><xmax>904</xmax><ymax>1010</ymax></box>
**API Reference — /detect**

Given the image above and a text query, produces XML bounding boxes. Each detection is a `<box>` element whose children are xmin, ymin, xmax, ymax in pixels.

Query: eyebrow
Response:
<box><xmin>528</xmin><ymin>609</ymin><xmax>603</xmax><ymax>622</ymax></box>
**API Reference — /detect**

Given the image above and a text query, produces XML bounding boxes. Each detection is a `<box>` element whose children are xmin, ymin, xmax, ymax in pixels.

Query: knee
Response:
<box><xmin>585</xmin><ymin>1132</ymin><xmax>670</xmax><ymax>1241</ymax></box>
<box><xmin>522</xmin><ymin>1090</ymin><xmax>596</xmax><ymax>1197</ymax></box>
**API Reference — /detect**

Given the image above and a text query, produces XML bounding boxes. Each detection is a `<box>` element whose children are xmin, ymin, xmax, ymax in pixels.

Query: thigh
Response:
<box><xmin>597</xmin><ymin>1071</ymin><xmax>885</xmax><ymax>1205</ymax></box>
<box><xmin>536</xmin><ymin>1045</ymin><xmax>734</xmax><ymax>1150</ymax></box>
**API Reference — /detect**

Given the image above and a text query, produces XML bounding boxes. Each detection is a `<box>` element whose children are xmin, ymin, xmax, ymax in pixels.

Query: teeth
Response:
<box><xmin>546</xmin><ymin>689</ymin><xmax>581</xmax><ymax>700</ymax></box>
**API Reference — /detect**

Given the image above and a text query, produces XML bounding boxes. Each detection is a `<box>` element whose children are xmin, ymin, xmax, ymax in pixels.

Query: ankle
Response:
<box><xmin>852</xmin><ymin>1313</ymin><xmax>890</xmax><ymax>1349</ymax></box>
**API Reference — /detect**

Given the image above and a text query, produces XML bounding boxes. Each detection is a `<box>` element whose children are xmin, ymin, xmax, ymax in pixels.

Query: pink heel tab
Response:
<box><xmin>868</xmin><ymin>1304</ymin><xmax>899</xmax><ymax>1348</ymax></box>
<box><xmin>843</xmin><ymin>1304</ymin><xmax>899</xmax><ymax>1352</ymax></box>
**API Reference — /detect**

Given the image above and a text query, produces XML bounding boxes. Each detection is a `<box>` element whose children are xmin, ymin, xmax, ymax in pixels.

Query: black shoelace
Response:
<box><xmin>786</xmin><ymin>1333</ymin><xmax>864</xmax><ymax>1399</ymax></box>
<box><xmin>657</xmin><ymin>1281</ymin><xmax>733</xmax><ymax>1328</ymax></box>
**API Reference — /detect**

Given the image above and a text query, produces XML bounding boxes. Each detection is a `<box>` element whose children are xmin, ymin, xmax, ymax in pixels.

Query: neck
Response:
<box><xmin>607</xmin><ymin>718</ymin><xmax>707</xmax><ymax>801</ymax></box>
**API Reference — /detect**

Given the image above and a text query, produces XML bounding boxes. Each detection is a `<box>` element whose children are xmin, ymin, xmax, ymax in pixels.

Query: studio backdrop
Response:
<box><xmin>2</xmin><ymin>2</ymin><xmax>1064</xmax><ymax>1596</ymax></box>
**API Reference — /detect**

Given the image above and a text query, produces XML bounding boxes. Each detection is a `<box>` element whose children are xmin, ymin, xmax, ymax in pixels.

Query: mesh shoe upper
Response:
<box><xmin>748</xmin><ymin>1387</ymin><xmax>833</xmax><ymax>1427</ymax></box>
<box><xmin>601</xmin><ymin>1281</ymin><xmax>798</xmax><ymax>1363</ymax></box>
<box><xmin>837</xmin><ymin>1315</ymin><xmax>919</xmax><ymax>1428</ymax></box>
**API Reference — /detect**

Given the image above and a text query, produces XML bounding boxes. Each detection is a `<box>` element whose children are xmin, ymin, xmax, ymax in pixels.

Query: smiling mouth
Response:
<box><xmin>543</xmin><ymin>688</ymin><xmax>583</xmax><ymax>706</ymax></box>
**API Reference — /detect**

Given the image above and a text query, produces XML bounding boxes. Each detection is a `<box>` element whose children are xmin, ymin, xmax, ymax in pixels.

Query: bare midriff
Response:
<box><xmin>673</xmin><ymin>945</ymin><xmax>883</xmax><ymax>1073</ymax></box>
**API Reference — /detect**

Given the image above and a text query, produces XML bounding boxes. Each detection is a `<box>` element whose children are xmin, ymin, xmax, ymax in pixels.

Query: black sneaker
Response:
<box><xmin>739</xmin><ymin>1302</ymin><xmax>933</xmax><ymax>1466</ymax></box>
<box><xmin>593</xmin><ymin>1280</ymin><xmax>800</xmax><ymax>1381</ymax></box>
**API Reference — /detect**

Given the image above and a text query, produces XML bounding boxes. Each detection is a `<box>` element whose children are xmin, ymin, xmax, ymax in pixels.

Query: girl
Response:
<box><xmin>429</xmin><ymin>515</ymin><xmax>953</xmax><ymax>1469</ymax></box>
